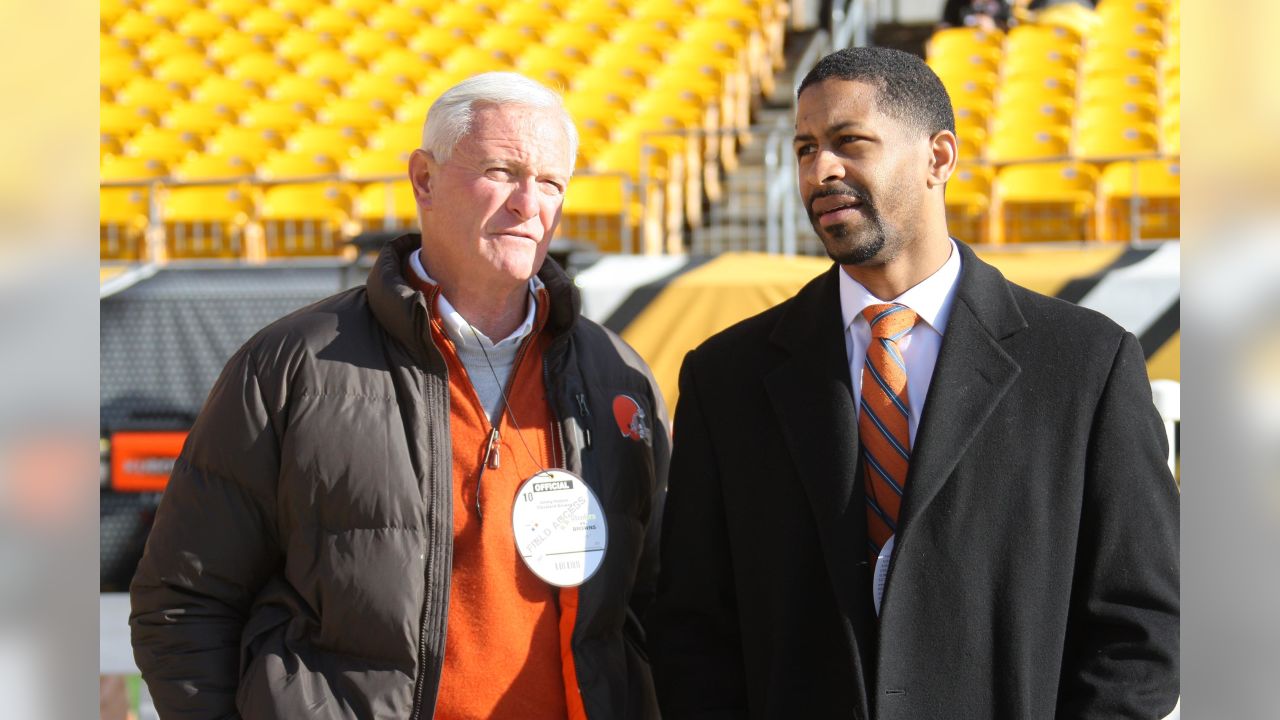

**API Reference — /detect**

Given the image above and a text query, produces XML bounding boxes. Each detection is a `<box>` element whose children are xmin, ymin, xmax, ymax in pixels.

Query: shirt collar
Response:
<box><xmin>838</xmin><ymin>238</ymin><xmax>963</xmax><ymax>336</ymax></box>
<box><xmin>409</xmin><ymin>248</ymin><xmax>543</xmax><ymax>351</ymax></box>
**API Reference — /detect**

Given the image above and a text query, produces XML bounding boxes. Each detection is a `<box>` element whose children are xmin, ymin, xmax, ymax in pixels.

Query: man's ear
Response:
<box><xmin>409</xmin><ymin>149</ymin><xmax>434</xmax><ymax>209</ymax></box>
<box><xmin>927</xmin><ymin>129</ymin><xmax>958</xmax><ymax>188</ymax></box>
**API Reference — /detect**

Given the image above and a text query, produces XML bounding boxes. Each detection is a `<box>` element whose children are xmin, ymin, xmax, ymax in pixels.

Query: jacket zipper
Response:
<box><xmin>411</xmin><ymin>291</ymin><xmax>446</xmax><ymax>720</ymax></box>
<box><xmin>575</xmin><ymin>392</ymin><xmax>593</xmax><ymax>450</ymax></box>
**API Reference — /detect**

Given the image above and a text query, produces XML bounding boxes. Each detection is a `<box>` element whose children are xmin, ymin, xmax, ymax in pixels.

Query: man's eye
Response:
<box><xmin>486</xmin><ymin>167</ymin><xmax>513</xmax><ymax>180</ymax></box>
<box><xmin>795</xmin><ymin>144</ymin><xmax>815</xmax><ymax>158</ymax></box>
<box><xmin>539</xmin><ymin>179</ymin><xmax>565</xmax><ymax>194</ymax></box>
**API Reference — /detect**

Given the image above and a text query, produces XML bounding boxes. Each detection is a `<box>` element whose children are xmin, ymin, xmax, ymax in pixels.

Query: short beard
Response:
<box><xmin>807</xmin><ymin>183</ymin><xmax>890</xmax><ymax>266</ymax></box>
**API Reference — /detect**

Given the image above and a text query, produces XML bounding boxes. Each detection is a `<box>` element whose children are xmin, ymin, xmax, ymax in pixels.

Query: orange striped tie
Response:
<box><xmin>859</xmin><ymin>303</ymin><xmax>917</xmax><ymax>568</ymax></box>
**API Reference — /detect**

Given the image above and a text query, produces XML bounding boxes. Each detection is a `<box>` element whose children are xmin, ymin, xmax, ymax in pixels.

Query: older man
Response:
<box><xmin>131</xmin><ymin>73</ymin><xmax>669</xmax><ymax>720</ymax></box>
<box><xmin>648</xmin><ymin>47</ymin><xmax>1179</xmax><ymax>718</ymax></box>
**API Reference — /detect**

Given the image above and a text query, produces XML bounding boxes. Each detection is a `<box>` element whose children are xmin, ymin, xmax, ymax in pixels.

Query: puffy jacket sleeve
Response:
<box><xmin>129</xmin><ymin>343</ymin><xmax>285</xmax><ymax>719</ymax></box>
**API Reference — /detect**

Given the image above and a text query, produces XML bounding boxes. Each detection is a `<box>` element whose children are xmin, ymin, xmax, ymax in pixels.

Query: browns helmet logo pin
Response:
<box><xmin>611</xmin><ymin>395</ymin><xmax>649</xmax><ymax>441</ymax></box>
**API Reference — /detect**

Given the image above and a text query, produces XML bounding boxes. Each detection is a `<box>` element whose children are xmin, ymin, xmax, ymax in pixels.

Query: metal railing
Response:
<box><xmin>101</xmin><ymin>170</ymin><xmax>634</xmax><ymax>263</ymax></box>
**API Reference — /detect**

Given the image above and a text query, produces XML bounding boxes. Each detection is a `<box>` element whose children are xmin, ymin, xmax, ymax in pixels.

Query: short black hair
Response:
<box><xmin>797</xmin><ymin>47</ymin><xmax>956</xmax><ymax>137</ymax></box>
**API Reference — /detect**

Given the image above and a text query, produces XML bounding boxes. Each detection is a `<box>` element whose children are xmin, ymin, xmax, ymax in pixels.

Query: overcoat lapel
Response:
<box><xmin>762</xmin><ymin>266</ymin><xmax>876</xmax><ymax>646</ymax></box>
<box><xmin>898</xmin><ymin>241</ymin><xmax>1027</xmax><ymax>528</ymax></box>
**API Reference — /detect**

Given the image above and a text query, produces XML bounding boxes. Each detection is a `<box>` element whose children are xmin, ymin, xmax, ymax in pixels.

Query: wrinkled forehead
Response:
<box><xmin>460</xmin><ymin>103</ymin><xmax>574</xmax><ymax>170</ymax></box>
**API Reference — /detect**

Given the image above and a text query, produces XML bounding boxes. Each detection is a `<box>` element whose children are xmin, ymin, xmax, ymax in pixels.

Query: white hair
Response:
<box><xmin>421</xmin><ymin>71</ymin><xmax>579</xmax><ymax>168</ymax></box>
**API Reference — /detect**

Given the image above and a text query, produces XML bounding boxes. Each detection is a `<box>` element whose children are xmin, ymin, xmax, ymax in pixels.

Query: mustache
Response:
<box><xmin>807</xmin><ymin>183</ymin><xmax>874</xmax><ymax>213</ymax></box>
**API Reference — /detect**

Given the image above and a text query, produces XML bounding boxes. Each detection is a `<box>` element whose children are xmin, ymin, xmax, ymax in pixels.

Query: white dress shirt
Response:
<box><xmin>839</xmin><ymin>240</ymin><xmax>963</xmax><ymax>447</ymax></box>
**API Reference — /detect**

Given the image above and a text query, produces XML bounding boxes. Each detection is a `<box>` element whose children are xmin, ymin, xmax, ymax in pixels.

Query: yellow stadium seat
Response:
<box><xmin>284</xmin><ymin>124</ymin><xmax>365</xmax><ymax>162</ymax></box>
<box><xmin>161</xmin><ymin>185</ymin><xmax>255</xmax><ymax>259</ymax></box>
<box><xmin>945</xmin><ymin>164</ymin><xmax>993</xmax><ymax>244</ymax></box>
<box><xmin>267</xmin><ymin>74</ymin><xmax>338</xmax><ymax>107</ymax></box>
<box><xmin>561</xmin><ymin>173</ymin><xmax>638</xmax><ymax>253</ymax></box>
<box><xmin>240</xmin><ymin>100</ymin><xmax>314</xmax><ymax>133</ymax></box>
<box><xmin>207</xmin><ymin>126</ymin><xmax>285</xmax><ymax>163</ymax></box>
<box><xmin>612</xmin><ymin>18</ymin><xmax>681</xmax><ymax>53</ymax></box>
<box><xmin>998</xmin><ymin>74</ymin><xmax>1076</xmax><ymax>107</ymax></box>
<box><xmin>926</xmin><ymin>26</ymin><xmax>1004</xmax><ymax>60</ymax></box>
<box><xmin>1001</xmin><ymin>62</ymin><xmax>1076</xmax><ymax>89</ymax></box>
<box><xmin>1085</xmin><ymin>63</ymin><xmax>1159</xmax><ymax>94</ymax></box>
<box><xmin>240</xmin><ymin>7</ymin><xmax>294</xmax><ymax>37</ymax></box>
<box><xmin>1075</xmin><ymin>122</ymin><xmax>1160</xmax><ymax>161</ymax></box>
<box><xmin>101</xmin><ymin>0</ymin><xmax>130</xmax><ymax>27</ymax></box>
<box><xmin>440</xmin><ymin>46</ymin><xmax>515</xmax><ymax>76</ymax></box>
<box><xmin>1088</xmin><ymin>18</ymin><xmax>1164</xmax><ymax>49</ymax></box>
<box><xmin>317</xmin><ymin>97</ymin><xmax>392</xmax><ymax>132</ymax></box>
<box><xmin>112</xmin><ymin>11</ymin><xmax>164</xmax><ymax>42</ymax></box>
<box><xmin>993</xmin><ymin>161</ymin><xmax>1099</xmax><ymax>243</ymax></box>
<box><xmin>190</xmin><ymin>75</ymin><xmax>262</xmax><ymax>112</ymax></box>
<box><xmin>394</xmin><ymin>94</ymin><xmax>440</xmax><ymax>125</ymax></box>
<box><xmin>173</xmin><ymin>9</ymin><xmax>231</xmax><ymax>42</ymax></box>
<box><xmin>940</xmin><ymin>72</ymin><xmax>999</xmax><ymax>108</ymax></box>
<box><xmin>953</xmin><ymin>102</ymin><xmax>991</xmax><ymax>134</ymax></box>
<box><xmin>101</xmin><ymin>155</ymin><xmax>169</xmax><ymax>183</ymax></box>
<box><xmin>571</xmin><ymin>65</ymin><xmax>648</xmax><ymax>102</ymax></box>
<box><xmin>124</xmin><ymin>127</ymin><xmax>203</xmax><ymax>165</ymax></box>
<box><xmin>335</xmin><ymin>0</ymin><xmax>389</xmax><ymax>14</ymax></box>
<box><xmin>275</xmin><ymin>29</ymin><xmax>338</xmax><ymax>66</ymax></box>
<box><xmin>498</xmin><ymin>0</ymin><xmax>564</xmax><ymax>28</ymax></box>
<box><xmin>115</xmin><ymin>76</ymin><xmax>184</xmax><ymax>115</ymax></box>
<box><xmin>101</xmin><ymin>55</ymin><xmax>145</xmax><ymax>93</ymax></box>
<box><xmin>372</xmin><ymin>48</ymin><xmax>435</xmax><ymax>83</ymax></box>
<box><xmin>208</xmin><ymin>0</ymin><xmax>258</xmax><ymax>20</ymax></box>
<box><xmin>138</xmin><ymin>31</ymin><xmax>203</xmax><ymax>67</ymax></box>
<box><xmin>272</xmin><ymin>0</ymin><xmax>325</xmax><ymax>18</ymax></box>
<box><xmin>541</xmin><ymin>22</ymin><xmax>611</xmax><ymax>57</ymax></box>
<box><xmin>993</xmin><ymin>96</ymin><xmax>1074</xmax><ymax>132</ymax></box>
<box><xmin>226</xmin><ymin>52</ymin><xmax>293</xmax><ymax>86</ymax></box>
<box><xmin>368</xmin><ymin>4</ymin><xmax>427</xmax><ymax>34</ymax></box>
<box><xmin>304</xmin><ymin>6</ymin><xmax>363</xmax><ymax>35</ymax></box>
<box><xmin>985</xmin><ymin>125</ymin><xmax>1071</xmax><ymax>164</ymax></box>
<box><xmin>1097</xmin><ymin>0</ymin><xmax>1166</xmax><ymax>25</ymax></box>
<box><xmin>563</xmin><ymin>0</ymin><xmax>630</xmax><ymax>24</ymax></box>
<box><xmin>431</xmin><ymin>3</ymin><xmax>494</xmax><ymax>36</ymax></box>
<box><xmin>1161</xmin><ymin>115</ymin><xmax>1179</xmax><ymax>156</ymax></box>
<box><xmin>162</xmin><ymin>101</ymin><xmax>235</xmax><ymax>134</ymax></box>
<box><xmin>297</xmin><ymin>50</ymin><xmax>362</xmax><ymax>84</ymax></box>
<box><xmin>343</xmin><ymin>147</ymin><xmax>411</xmax><ymax>181</ymax></box>
<box><xmin>101</xmin><ymin>186</ymin><xmax>153</xmax><ymax>261</ymax></box>
<box><xmin>101</xmin><ymin>104</ymin><xmax>160</xmax><ymax>138</ymax></box>
<box><xmin>929</xmin><ymin>49</ymin><xmax>1002</xmax><ymax>79</ymax></box>
<box><xmin>1082</xmin><ymin>44</ymin><xmax>1160</xmax><ymax>78</ymax></box>
<box><xmin>258</xmin><ymin>150</ymin><xmax>341</xmax><ymax>180</ymax></box>
<box><xmin>1004</xmin><ymin>22</ymin><xmax>1082</xmax><ymax>54</ymax></box>
<box><xmin>955</xmin><ymin>131</ymin><xmax>987</xmax><ymax>163</ymax></box>
<box><xmin>368</xmin><ymin>121</ymin><xmax>423</xmax><ymax>152</ymax></box>
<box><xmin>1097</xmin><ymin>157</ymin><xmax>1178</xmax><ymax>241</ymax></box>
<box><xmin>515</xmin><ymin>45</ymin><xmax>589</xmax><ymax>90</ymax></box>
<box><xmin>592</xmin><ymin>42</ymin><xmax>665</xmax><ymax>77</ymax></box>
<box><xmin>1078</xmin><ymin>97</ymin><xmax>1160</xmax><ymax>133</ymax></box>
<box><xmin>260</xmin><ymin>183</ymin><xmax>354</xmax><ymax>257</ymax></box>
<box><xmin>206</xmin><ymin>30</ymin><xmax>267</xmax><ymax>66</ymax></box>
<box><xmin>408</xmin><ymin>26</ymin><xmax>471</xmax><ymax>65</ymax></box>
<box><xmin>344</xmin><ymin>73</ymin><xmax>413</xmax><ymax>104</ymax></box>
<box><xmin>474</xmin><ymin>25</ymin><xmax>541</xmax><ymax>52</ymax></box>
<box><xmin>342</xmin><ymin>28</ymin><xmax>402</xmax><ymax>65</ymax></box>
<box><xmin>632</xmin><ymin>0</ymin><xmax>696</xmax><ymax>23</ymax></box>
<box><xmin>171</xmin><ymin>153</ymin><xmax>255</xmax><ymax>182</ymax></box>
<box><xmin>140</xmin><ymin>0</ymin><xmax>196</xmax><ymax>24</ymax></box>
<box><xmin>354</xmin><ymin>181</ymin><xmax>418</xmax><ymax>232</ymax></box>
<box><xmin>101</xmin><ymin>134</ymin><xmax>124</xmax><ymax>160</ymax></box>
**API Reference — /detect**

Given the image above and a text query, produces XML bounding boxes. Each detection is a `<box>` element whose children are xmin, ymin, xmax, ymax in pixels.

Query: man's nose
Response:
<box><xmin>806</xmin><ymin>148</ymin><xmax>846</xmax><ymax>186</ymax></box>
<box><xmin>506</xmin><ymin>177</ymin><xmax>540</xmax><ymax>219</ymax></box>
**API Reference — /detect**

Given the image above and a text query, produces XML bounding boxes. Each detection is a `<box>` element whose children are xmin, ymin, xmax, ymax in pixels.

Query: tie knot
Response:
<box><xmin>862</xmin><ymin>303</ymin><xmax>918</xmax><ymax>340</ymax></box>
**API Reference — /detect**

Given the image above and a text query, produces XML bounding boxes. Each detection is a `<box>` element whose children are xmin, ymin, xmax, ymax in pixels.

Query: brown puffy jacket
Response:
<box><xmin>130</xmin><ymin>234</ymin><xmax>670</xmax><ymax>719</ymax></box>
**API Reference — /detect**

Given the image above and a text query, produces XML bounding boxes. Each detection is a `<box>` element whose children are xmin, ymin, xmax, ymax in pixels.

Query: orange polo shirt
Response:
<box><xmin>406</xmin><ymin>265</ymin><xmax>586</xmax><ymax>720</ymax></box>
